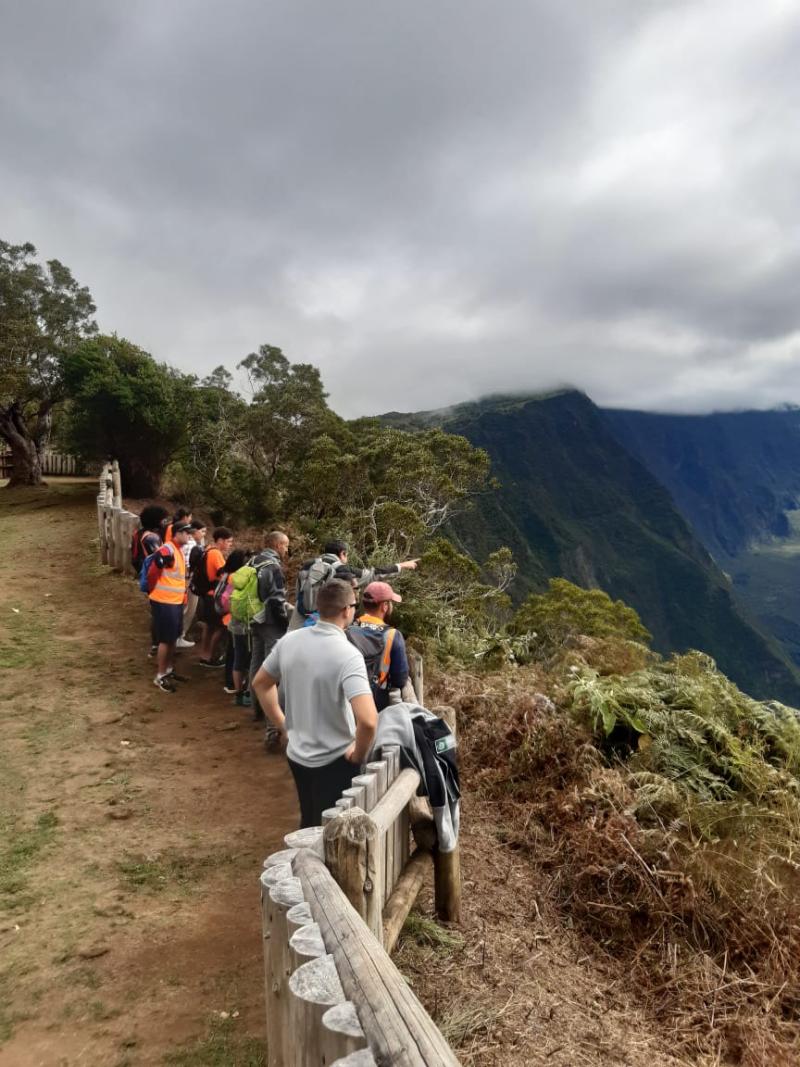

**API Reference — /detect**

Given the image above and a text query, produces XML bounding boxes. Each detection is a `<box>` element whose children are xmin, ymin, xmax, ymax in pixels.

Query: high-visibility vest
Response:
<box><xmin>149</xmin><ymin>547</ymin><xmax>186</xmax><ymax>605</ymax></box>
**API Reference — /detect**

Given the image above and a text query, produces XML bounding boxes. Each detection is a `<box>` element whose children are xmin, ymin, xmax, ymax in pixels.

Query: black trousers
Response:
<box><xmin>287</xmin><ymin>755</ymin><xmax>357</xmax><ymax>829</ymax></box>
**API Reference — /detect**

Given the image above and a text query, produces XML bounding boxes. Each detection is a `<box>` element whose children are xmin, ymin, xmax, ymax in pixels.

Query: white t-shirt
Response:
<box><xmin>181</xmin><ymin>536</ymin><xmax>197</xmax><ymax>565</ymax></box>
<box><xmin>264</xmin><ymin>621</ymin><xmax>371</xmax><ymax>768</ymax></box>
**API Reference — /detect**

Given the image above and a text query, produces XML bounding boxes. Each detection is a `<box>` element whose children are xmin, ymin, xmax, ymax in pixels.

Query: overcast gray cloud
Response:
<box><xmin>2</xmin><ymin>0</ymin><xmax>799</xmax><ymax>416</ymax></box>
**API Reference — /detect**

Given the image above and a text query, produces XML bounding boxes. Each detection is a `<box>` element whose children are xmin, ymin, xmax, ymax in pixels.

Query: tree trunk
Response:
<box><xmin>0</xmin><ymin>407</ymin><xmax>44</xmax><ymax>487</ymax></box>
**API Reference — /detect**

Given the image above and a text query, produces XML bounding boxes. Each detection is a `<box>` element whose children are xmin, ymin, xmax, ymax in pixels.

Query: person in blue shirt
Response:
<box><xmin>350</xmin><ymin>581</ymin><xmax>410</xmax><ymax>711</ymax></box>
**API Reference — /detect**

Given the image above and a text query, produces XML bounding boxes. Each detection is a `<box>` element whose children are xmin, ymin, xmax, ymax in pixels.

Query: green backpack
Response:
<box><xmin>229</xmin><ymin>564</ymin><xmax>262</xmax><ymax>626</ymax></box>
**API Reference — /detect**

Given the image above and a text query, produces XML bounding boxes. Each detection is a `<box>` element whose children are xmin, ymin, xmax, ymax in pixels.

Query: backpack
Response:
<box><xmin>189</xmin><ymin>547</ymin><xmax>214</xmax><ymax>597</ymax></box>
<box><xmin>138</xmin><ymin>546</ymin><xmax>171</xmax><ymax>594</ymax></box>
<box><xmin>229</xmin><ymin>560</ymin><xmax>272</xmax><ymax>627</ymax></box>
<box><xmin>346</xmin><ymin>626</ymin><xmax>397</xmax><ymax>694</ymax></box>
<box><xmin>131</xmin><ymin>528</ymin><xmax>147</xmax><ymax>574</ymax></box>
<box><xmin>213</xmin><ymin>574</ymin><xmax>233</xmax><ymax>617</ymax></box>
<box><xmin>296</xmin><ymin>555</ymin><xmax>341</xmax><ymax>616</ymax></box>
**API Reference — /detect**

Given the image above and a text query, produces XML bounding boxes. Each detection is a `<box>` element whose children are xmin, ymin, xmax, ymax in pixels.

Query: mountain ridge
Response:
<box><xmin>382</xmin><ymin>389</ymin><xmax>800</xmax><ymax>703</ymax></box>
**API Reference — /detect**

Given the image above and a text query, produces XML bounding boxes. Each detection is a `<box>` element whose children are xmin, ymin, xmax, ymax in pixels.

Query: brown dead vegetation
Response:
<box><xmin>428</xmin><ymin>657</ymin><xmax>800</xmax><ymax>1067</ymax></box>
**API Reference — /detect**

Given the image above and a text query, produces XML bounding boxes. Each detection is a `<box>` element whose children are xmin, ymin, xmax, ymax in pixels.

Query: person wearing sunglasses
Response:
<box><xmin>251</xmin><ymin>578</ymin><xmax>378</xmax><ymax>828</ymax></box>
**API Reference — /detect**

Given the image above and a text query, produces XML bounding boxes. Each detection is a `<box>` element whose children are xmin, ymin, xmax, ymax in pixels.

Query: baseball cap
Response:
<box><xmin>173</xmin><ymin>522</ymin><xmax>192</xmax><ymax>534</ymax></box>
<box><xmin>363</xmin><ymin>581</ymin><xmax>402</xmax><ymax>604</ymax></box>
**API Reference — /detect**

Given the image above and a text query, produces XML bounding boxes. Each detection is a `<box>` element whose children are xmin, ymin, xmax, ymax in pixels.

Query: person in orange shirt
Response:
<box><xmin>196</xmin><ymin>526</ymin><xmax>234</xmax><ymax>666</ymax></box>
<box><xmin>163</xmin><ymin>506</ymin><xmax>192</xmax><ymax>545</ymax></box>
<box><xmin>148</xmin><ymin>522</ymin><xmax>193</xmax><ymax>692</ymax></box>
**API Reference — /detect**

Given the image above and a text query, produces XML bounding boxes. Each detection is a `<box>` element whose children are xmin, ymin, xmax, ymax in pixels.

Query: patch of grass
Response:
<box><xmin>400</xmin><ymin>911</ymin><xmax>464</xmax><ymax>951</ymax></box>
<box><xmin>0</xmin><ymin>811</ymin><xmax>59</xmax><ymax>905</ymax></box>
<box><xmin>0</xmin><ymin>608</ymin><xmax>52</xmax><ymax>671</ymax></box>
<box><xmin>438</xmin><ymin>1002</ymin><xmax>500</xmax><ymax>1048</ymax></box>
<box><xmin>163</xmin><ymin>1017</ymin><xmax>266</xmax><ymax>1067</ymax></box>
<box><xmin>117</xmin><ymin>849</ymin><xmax>234</xmax><ymax>893</ymax></box>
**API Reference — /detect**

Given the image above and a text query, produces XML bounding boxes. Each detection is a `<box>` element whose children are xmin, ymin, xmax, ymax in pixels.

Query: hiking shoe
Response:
<box><xmin>176</xmin><ymin>636</ymin><xmax>195</xmax><ymax>649</ymax></box>
<box><xmin>153</xmin><ymin>675</ymin><xmax>176</xmax><ymax>693</ymax></box>
<box><xmin>167</xmin><ymin>670</ymin><xmax>190</xmax><ymax>683</ymax></box>
<box><xmin>198</xmin><ymin>657</ymin><xmax>225</xmax><ymax>668</ymax></box>
<box><xmin>235</xmin><ymin>691</ymin><xmax>252</xmax><ymax>707</ymax></box>
<box><xmin>223</xmin><ymin>685</ymin><xmax>238</xmax><ymax>695</ymax></box>
<box><xmin>147</xmin><ymin>645</ymin><xmax>158</xmax><ymax>658</ymax></box>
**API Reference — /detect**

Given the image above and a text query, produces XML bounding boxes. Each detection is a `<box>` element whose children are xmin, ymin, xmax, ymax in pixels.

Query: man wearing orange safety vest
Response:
<box><xmin>149</xmin><ymin>522</ymin><xmax>193</xmax><ymax>692</ymax></box>
<box><xmin>347</xmin><ymin>581</ymin><xmax>409</xmax><ymax>711</ymax></box>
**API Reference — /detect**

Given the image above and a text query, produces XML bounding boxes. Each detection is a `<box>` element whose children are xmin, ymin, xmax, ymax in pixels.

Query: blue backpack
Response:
<box><xmin>138</xmin><ymin>551</ymin><xmax>161</xmax><ymax>593</ymax></box>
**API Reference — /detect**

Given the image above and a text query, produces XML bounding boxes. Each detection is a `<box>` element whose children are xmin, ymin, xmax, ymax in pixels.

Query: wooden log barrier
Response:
<box><xmin>429</xmin><ymin>705</ymin><xmax>462</xmax><ymax>925</ymax></box>
<box><xmin>262</xmin><ymin>851</ymin><xmax>371</xmax><ymax>1066</ymax></box>
<box><xmin>264</xmin><ymin>873</ymin><xmax>305</xmax><ymax>1067</ymax></box>
<box><xmin>382</xmin><ymin>849</ymin><xmax>433</xmax><ymax>955</ymax></box>
<box><xmin>324</xmin><ymin>809</ymin><xmax>382</xmax><ymax>942</ymax></box>
<box><xmin>294</xmin><ymin>848</ymin><xmax>462</xmax><ymax>1066</ymax></box>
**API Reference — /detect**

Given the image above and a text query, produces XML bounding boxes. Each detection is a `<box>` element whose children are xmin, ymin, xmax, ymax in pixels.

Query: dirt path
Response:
<box><xmin>0</xmin><ymin>484</ymin><xmax>296</xmax><ymax>1066</ymax></box>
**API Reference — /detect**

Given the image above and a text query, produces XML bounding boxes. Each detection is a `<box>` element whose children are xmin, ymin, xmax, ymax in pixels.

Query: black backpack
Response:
<box><xmin>189</xmin><ymin>547</ymin><xmax>214</xmax><ymax>596</ymax></box>
<box><xmin>346</xmin><ymin>626</ymin><xmax>397</xmax><ymax>694</ymax></box>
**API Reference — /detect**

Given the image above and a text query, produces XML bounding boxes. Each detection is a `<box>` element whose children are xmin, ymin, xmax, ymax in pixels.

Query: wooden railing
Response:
<box><xmin>262</xmin><ymin>716</ymin><xmax>462</xmax><ymax>1065</ymax></box>
<box><xmin>97</xmin><ymin>460</ymin><xmax>140</xmax><ymax>575</ymax></box>
<box><xmin>0</xmin><ymin>449</ymin><xmax>82</xmax><ymax>479</ymax></box>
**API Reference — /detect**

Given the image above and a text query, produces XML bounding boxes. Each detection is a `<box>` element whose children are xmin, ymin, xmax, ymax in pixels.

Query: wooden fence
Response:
<box><xmin>97</xmin><ymin>460</ymin><xmax>141</xmax><ymax>575</ymax></box>
<box><xmin>95</xmin><ymin>459</ymin><xmax>463</xmax><ymax>1064</ymax></box>
<box><xmin>0</xmin><ymin>449</ymin><xmax>82</xmax><ymax>479</ymax></box>
<box><xmin>262</xmin><ymin>714</ymin><xmax>462</xmax><ymax>1066</ymax></box>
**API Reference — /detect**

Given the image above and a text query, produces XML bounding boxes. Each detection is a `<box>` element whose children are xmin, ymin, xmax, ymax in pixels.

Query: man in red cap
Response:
<box><xmin>348</xmin><ymin>581</ymin><xmax>410</xmax><ymax>711</ymax></box>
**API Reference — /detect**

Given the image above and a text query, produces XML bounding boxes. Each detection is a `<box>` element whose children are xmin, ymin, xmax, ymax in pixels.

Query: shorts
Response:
<box><xmin>150</xmin><ymin>602</ymin><xmax>184</xmax><ymax>645</ymax></box>
<box><xmin>198</xmin><ymin>595</ymin><xmax>223</xmax><ymax>629</ymax></box>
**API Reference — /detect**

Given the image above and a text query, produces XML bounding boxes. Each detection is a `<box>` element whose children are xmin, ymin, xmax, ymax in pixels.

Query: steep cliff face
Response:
<box><xmin>602</xmin><ymin>407</ymin><xmax>800</xmax><ymax>560</ymax></box>
<box><xmin>383</xmin><ymin>391</ymin><xmax>800</xmax><ymax>703</ymax></box>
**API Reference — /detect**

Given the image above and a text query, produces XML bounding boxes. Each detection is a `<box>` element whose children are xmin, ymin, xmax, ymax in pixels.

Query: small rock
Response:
<box><xmin>78</xmin><ymin>944</ymin><xmax>110</xmax><ymax>960</ymax></box>
<box><xmin>215</xmin><ymin>722</ymin><xmax>240</xmax><ymax>732</ymax></box>
<box><xmin>108</xmin><ymin>809</ymin><xmax>133</xmax><ymax>821</ymax></box>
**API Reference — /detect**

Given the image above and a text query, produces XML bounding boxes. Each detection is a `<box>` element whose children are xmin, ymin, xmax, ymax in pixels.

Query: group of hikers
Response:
<box><xmin>131</xmin><ymin>505</ymin><xmax>428</xmax><ymax>825</ymax></box>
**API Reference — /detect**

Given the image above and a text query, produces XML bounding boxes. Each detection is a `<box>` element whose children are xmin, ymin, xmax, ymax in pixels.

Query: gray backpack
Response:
<box><xmin>296</xmin><ymin>554</ymin><xmax>342</xmax><ymax>616</ymax></box>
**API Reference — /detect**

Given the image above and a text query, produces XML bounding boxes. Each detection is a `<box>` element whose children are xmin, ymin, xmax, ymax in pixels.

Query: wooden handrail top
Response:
<box><xmin>368</xmin><ymin>768</ymin><xmax>420</xmax><ymax>837</ymax></box>
<box><xmin>293</xmin><ymin>848</ymin><xmax>462</xmax><ymax>1067</ymax></box>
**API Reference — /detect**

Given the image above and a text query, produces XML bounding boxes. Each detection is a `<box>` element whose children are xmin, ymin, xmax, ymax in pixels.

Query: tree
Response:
<box><xmin>0</xmin><ymin>240</ymin><xmax>96</xmax><ymax>485</ymax></box>
<box><xmin>62</xmin><ymin>334</ymin><xmax>192</xmax><ymax>495</ymax></box>
<box><xmin>513</xmin><ymin>578</ymin><xmax>652</xmax><ymax>656</ymax></box>
<box><xmin>240</xmin><ymin>345</ymin><xmax>335</xmax><ymax>485</ymax></box>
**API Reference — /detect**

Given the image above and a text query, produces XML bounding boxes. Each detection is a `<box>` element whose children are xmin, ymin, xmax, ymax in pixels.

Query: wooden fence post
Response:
<box><xmin>431</xmin><ymin>705</ymin><xmax>461</xmax><ymax>925</ymax></box>
<box><xmin>324</xmin><ymin>809</ymin><xmax>383</xmax><ymax>942</ymax></box>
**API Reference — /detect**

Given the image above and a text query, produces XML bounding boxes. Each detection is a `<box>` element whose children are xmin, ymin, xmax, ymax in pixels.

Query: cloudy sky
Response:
<box><xmin>2</xmin><ymin>1</ymin><xmax>799</xmax><ymax>417</ymax></box>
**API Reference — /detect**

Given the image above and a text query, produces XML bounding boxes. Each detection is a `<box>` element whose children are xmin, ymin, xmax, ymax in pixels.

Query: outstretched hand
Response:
<box><xmin>400</xmin><ymin>559</ymin><xmax>420</xmax><ymax>571</ymax></box>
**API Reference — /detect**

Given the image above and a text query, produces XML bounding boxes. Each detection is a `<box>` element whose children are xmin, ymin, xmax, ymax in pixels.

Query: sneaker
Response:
<box><xmin>153</xmin><ymin>675</ymin><xmax>176</xmax><ymax>693</ymax></box>
<box><xmin>167</xmin><ymin>670</ymin><xmax>190</xmax><ymax>683</ymax></box>
<box><xmin>198</xmin><ymin>657</ymin><xmax>225</xmax><ymax>668</ymax></box>
<box><xmin>223</xmin><ymin>685</ymin><xmax>238</xmax><ymax>695</ymax></box>
<box><xmin>147</xmin><ymin>645</ymin><xmax>158</xmax><ymax>658</ymax></box>
<box><xmin>235</xmin><ymin>691</ymin><xmax>252</xmax><ymax>708</ymax></box>
<box><xmin>176</xmin><ymin>636</ymin><xmax>195</xmax><ymax>649</ymax></box>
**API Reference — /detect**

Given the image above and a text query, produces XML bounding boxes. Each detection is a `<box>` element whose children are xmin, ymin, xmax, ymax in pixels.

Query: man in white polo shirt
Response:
<box><xmin>251</xmin><ymin>578</ymin><xmax>378</xmax><ymax>828</ymax></box>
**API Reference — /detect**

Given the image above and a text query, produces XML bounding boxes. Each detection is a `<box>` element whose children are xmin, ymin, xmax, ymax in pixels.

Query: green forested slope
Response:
<box><xmin>603</xmin><ymin>406</ymin><xmax>800</xmax><ymax>559</ymax></box>
<box><xmin>383</xmin><ymin>391</ymin><xmax>800</xmax><ymax>703</ymax></box>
